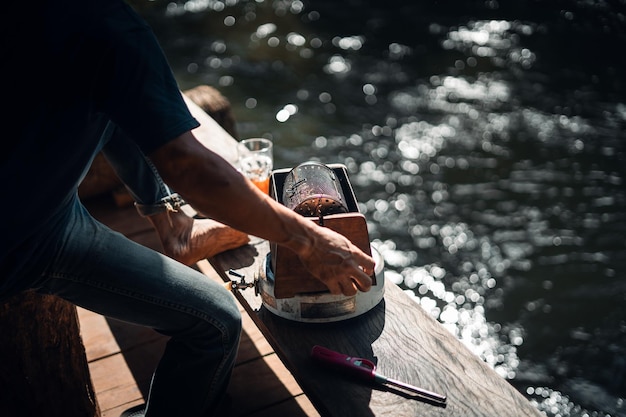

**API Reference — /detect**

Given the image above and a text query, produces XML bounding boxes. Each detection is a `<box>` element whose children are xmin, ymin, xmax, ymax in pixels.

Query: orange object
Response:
<box><xmin>251</xmin><ymin>176</ymin><xmax>270</xmax><ymax>194</ymax></box>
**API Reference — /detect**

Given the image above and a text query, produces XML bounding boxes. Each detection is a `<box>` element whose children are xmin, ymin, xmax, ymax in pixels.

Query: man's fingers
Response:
<box><xmin>357</xmin><ymin>253</ymin><xmax>376</xmax><ymax>276</ymax></box>
<box><xmin>321</xmin><ymin>272</ymin><xmax>369</xmax><ymax>296</ymax></box>
<box><xmin>329</xmin><ymin>256</ymin><xmax>375</xmax><ymax>296</ymax></box>
<box><xmin>305</xmin><ymin>239</ymin><xmax>377</xmax><ymax>296</ymax></box>
<box><xmin>338</xmin><ymin>279</ymin><xmax>358</xmax><ymax>297</ymax></box>
<box><xmin>336</xmin><ymin>265</ymin><xmax>373</xmax><ymax>296</ymax></box>
<box><xmin>323</xmin><ymin>279</ymin><xmax>343</xmax><ymax>295</ymax></box>
<box><xmin>352</xmin><ymin>272</ymin><xmax>373</xmax><ymax>293</ymax></box>
<box><xmin>347</xmin><ymin>255</ymin><xmax>374</xmax><ymax>292</ymax></box>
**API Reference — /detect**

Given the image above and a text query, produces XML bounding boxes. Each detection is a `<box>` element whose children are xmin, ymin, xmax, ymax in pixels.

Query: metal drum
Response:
<box><xmin>282</xmin><ymin>161</ymin><xmax>348</xmax><ymax>217</ymax></box>
<box><xmin>259</xmin><ymin>245</ymin><xmax>385</xmax><ymax>323</ymax></box>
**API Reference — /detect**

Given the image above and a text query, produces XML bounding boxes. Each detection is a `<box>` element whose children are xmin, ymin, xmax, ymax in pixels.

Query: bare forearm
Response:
<box><xmin>149</xmin><ymin>132</ymin><xmax>314</xmax><ymax>253</ymax></box>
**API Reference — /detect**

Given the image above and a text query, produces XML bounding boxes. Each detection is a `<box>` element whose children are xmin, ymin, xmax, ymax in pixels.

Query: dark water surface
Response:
<box><xmin>130</xmin><ymin>1</ymin><xmax>626</xmax><ymax>415</ymax></box>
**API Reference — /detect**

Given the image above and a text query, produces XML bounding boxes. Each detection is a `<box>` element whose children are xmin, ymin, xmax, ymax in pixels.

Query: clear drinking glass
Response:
<box><xmin>237</xmin><ymin>138</ymin><xmax>273</xmax><ymax>194</ymax></box>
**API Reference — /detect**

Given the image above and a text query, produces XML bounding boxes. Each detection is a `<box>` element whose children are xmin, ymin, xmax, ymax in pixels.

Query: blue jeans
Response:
<box><xmin>34</xmin><ymin>194</ymin><xmax>241</xmax><ymax>417</ymax></box>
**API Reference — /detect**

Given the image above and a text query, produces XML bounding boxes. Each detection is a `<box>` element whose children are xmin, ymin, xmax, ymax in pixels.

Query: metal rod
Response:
<box><xmin>377</xmin><ymin>374</ymin><xmax>447</xmax><ymax>404</ymax></box>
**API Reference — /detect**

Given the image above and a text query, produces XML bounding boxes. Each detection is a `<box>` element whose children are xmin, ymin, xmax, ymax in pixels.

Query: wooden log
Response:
<box><xmin>78</xmin><ymin>85</ymin><xmax>238</xmax><ymax>200</ymax></box>
<box><xmin>0</xmin><ymin>291</ymin><xmax>100</xmax><ymax>417</ymax></box>
<box><xmin>182</xmin><ymin>85</ymin><xmax>238</xmax><ymax>140</ymax></box>
<box><xmin>206</xmin><ymin>242</ymin><xmax>543</xmax><ymax>417</ymax></box>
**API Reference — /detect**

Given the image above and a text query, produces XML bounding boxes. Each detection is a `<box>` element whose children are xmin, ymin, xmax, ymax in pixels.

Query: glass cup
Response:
<box><xmin>237</xmin><ymin>138</ymin><xmax>273</xmax><ymax>194</ymax></box>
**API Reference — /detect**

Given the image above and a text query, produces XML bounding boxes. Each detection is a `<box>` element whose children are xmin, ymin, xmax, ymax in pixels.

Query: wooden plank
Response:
<box><xmin>89</xmin><ymin>353</ymin><xmax>149</xmax><ymax>412</ymax></box>
<box><xmin>83</xmin><ymin>311</ymin><xmax>317</xmax><ymax>417</ymax></box>
<box><xmin>78</xmin><ymin>307</ymin><xmax>124</xmax><ymax>362</ymax></box>
<box><xmin>228</xmin><ymin>354</ymin><xmax>309</xmax><ymax>416</ymax></box>
<box><xmin>247</xmin><ymin>394</ymin><xmax>320</xmax><ymax>417</ymax></box>
<box><xmin>103</xmin><ymin>400</ymin><xmax>144</xmax><ymax>417</ymax></box>
<box><xmin>207</xmin><ymin>240</ymin><xmax>542</xmax><ymax>417</ymax></box>
<box><xmin>92</xmin><ymin>352</ymin><xmax>318</xmax><ymax>417</ymax></box>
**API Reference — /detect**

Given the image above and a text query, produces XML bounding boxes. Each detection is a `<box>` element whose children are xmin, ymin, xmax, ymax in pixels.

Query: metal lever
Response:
<box><xmin>225</xmin><ymin>269</ymin><xmax>258</xmax><ymax>294</ymax></box>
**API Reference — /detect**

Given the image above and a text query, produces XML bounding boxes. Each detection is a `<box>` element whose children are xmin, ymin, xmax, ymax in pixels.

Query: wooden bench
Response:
<box><xmin>203</xmin><ymin>243</ymin><xmax>542</xmax><ymax>417</ymax></box>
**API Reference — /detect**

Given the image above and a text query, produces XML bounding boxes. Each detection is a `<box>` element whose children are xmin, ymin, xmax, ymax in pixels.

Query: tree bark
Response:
<box><xmin>0</xmin><ymin>291</ymin><xmax>100</xmax><ymax>417</ymax></box>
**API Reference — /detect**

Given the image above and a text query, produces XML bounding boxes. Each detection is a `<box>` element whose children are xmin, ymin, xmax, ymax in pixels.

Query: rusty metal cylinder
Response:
<box><xmin>282</xmin><ymin>161</ymin><xmax>348</xmax><ymax>217</ymax></box>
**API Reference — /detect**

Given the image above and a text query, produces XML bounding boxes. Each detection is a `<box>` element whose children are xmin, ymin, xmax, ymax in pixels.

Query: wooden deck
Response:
<box><xmin>80</xmin><ymin>190</ymin><xmax>544</xmax><ymax>417</ymax></box>
<box><xmin>79</xmin><ymin>193</ymin><xmax>321</xmax><ymax>417</ymax></box>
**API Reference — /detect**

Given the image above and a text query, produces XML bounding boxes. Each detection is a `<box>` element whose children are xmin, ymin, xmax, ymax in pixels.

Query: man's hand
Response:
<box><xmin>294</xmin><ymin>225</ymin><xmax>375</xmax><ymax>296</ymax></box>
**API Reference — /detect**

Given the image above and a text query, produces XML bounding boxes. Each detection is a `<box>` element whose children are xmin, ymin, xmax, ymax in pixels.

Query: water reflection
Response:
<box><xmin>133</xmin><ymin>1</ymin><xmax>626</xmax><ymax>415</ymax></box>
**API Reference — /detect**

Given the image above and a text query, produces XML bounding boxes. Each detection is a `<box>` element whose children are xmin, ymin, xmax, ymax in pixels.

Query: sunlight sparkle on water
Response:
<box><xmin>324</xmin><ymin>55</ymin><xmax>351</xmax><ymax>75</ymax></box>
<box><xmin>275</xmin><ymin>103</ymin><xmax>298</xmax><ymax>122</ymax></box>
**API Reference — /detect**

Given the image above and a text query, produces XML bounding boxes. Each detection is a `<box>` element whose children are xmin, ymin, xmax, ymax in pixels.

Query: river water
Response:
<box><xmin>130</xmin><ymin>1</ymin><xmax>625</xmax><ymax>415</ymax></box>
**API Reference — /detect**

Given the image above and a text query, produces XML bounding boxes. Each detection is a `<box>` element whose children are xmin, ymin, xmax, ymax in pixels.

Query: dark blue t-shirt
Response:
<box><xmin>1</xmin><ymin>0</ymin><xmax>200</xmax><ymax>292</ymax></box>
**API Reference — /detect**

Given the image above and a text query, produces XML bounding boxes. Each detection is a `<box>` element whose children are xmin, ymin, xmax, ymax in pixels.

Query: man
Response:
<box><xmin>1</xmin><ymin>1</ymin><xmax>374</xmax><ymax>416</ymax></box>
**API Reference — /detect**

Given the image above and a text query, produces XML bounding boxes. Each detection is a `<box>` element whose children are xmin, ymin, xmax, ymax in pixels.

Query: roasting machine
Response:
<box><xmin>244</xmin><ymin>161</ymin><xmax>385</xmax><ymax>323</ymax></box>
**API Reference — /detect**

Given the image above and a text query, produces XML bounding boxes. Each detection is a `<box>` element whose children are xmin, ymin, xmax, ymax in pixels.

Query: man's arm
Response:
<box><xmin>149</xmin><ymin>131</ymin><xmax>374</xmax><ymax>296</ymax></box>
